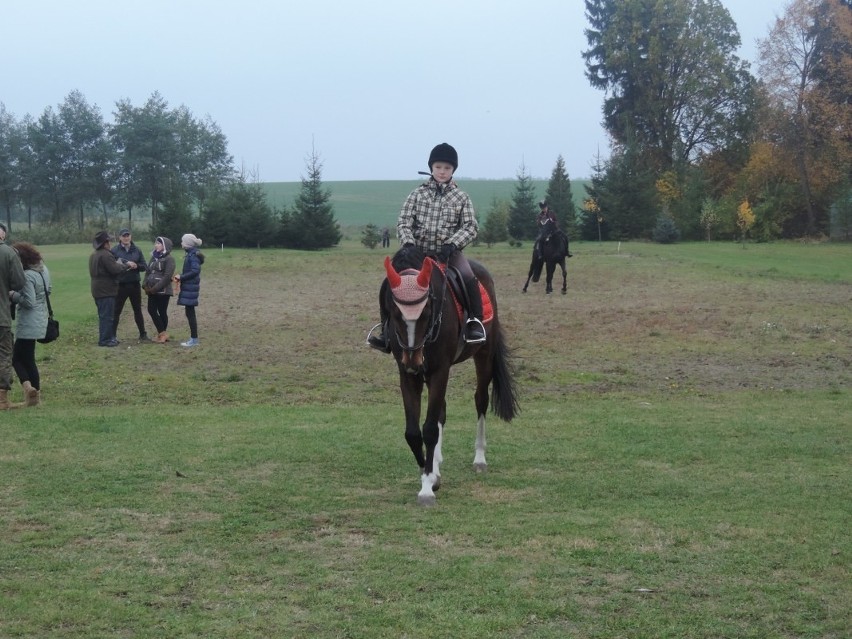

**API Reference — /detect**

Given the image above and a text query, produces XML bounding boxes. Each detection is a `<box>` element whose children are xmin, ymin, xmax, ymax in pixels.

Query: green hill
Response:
<box><xmin>262</xmin><ymin>179</ymin><xmax>590</xmax><ymax>228</ymax></box>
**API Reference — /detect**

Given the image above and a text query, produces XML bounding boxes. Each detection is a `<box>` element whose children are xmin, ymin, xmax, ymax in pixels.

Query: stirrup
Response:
<box><xmin>366</xmin><ymin>322</ymin><xmax>391</xmax><ymax>352</ymax></box>
<box><xmin>464</xmin><ymin>318</ymin><xmax>486</xmax><ymax>344</ymax></box>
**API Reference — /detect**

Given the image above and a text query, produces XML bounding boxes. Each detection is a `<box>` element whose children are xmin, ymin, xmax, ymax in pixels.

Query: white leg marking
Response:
<box><xmin>418</xmin><ymin>472</ymin><xmax>438</xmax><ymax>505</ymax></box>
<box><xmin>473</xmin><ymin>414</ymin><xmax>487</xmax><ymax>471</ymax></box>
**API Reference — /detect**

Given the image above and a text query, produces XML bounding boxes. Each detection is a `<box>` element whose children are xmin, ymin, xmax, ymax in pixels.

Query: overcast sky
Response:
<box><xmin>4</xmin><ymin>0</ymin><xmax>787</xmax><ymax>182</ymax></box>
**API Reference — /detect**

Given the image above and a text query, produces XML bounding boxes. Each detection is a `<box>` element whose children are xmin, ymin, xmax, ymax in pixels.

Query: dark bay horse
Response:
<box><xmin>522</xmin><ymin>218</ymin><xmax>570</xmax><ymax>295</ymax></box>
<box><xmin>380</xmin><ymin>245</ymin><xmax>519</xmax><ymax>505</ymax></box>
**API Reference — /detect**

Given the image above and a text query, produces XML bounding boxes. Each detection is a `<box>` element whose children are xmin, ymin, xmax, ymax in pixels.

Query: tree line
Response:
<box><xmin>371</xmin><ymin>0</ymin><xmax>850</xmax><ymax>248</ymax></box>
<box><xmin>0</xmin><ymin>91</ymin><xmax>341</xmax><ymax>249</ymax></box>
<box><xmin>577</xmin><ymin>0</ymin><xmax>851</xmax><ymax>242</ymax></box>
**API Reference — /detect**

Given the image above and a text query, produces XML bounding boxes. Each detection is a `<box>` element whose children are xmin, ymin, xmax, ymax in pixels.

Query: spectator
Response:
<box><xmin>111</xmin><ymin>228</ymin><xmax>149</xmax><ymax>341</ymax></box>
<box><xmin>9</xmin><ymin>242</ymin><xmax>50</xmax><ymax>407</ymax></box>
<box><xmin>89</xmin><ymin>231</ymin><xmax>130</xmax><ymax>347</ymax></box>
<box><xmin>143</xmin><ymin>236</ymin><xmax>176</xmax><ymax>343</ymax></box>
<box><xmin>174</xmin><ymin>233</ymin><xmax>205</xmax><ymax>347</ymax></box>
<box><xmin>0</xmin><ymin>222</ymin><xmax>26</xmax><ymax>409</ymax></box>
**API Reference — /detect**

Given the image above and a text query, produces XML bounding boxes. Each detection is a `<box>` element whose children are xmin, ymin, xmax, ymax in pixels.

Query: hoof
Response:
<box><xmin>473</xmin><ymin>462</ymin><xmax>488</xmax><ymax>473</ymax></box>
<box><xmin>417</xmin><ymin>494</ymin><xmax>437</xmax><ymax>507</ymax></box>
<box><xmin>561</xmin><ymin>289</ymin><xmax>567</xmax><ymax>295</ymax></box>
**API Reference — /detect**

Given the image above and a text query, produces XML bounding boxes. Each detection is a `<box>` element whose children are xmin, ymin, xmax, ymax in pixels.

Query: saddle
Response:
<box><xmin>437</xmin><ymin>263</ymin><xmax>494</xmax><ymax>324</ymax></box>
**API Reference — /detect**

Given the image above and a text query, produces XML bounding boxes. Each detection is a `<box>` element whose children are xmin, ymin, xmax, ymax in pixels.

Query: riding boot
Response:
<box><xmin>463</xmin><ymin>277</ymin><xmax>486</xmax><ymax>343</ymax></box>
<box><xmin>367</xmin><ymin>280</ymin><xmax>391</xmax><ymax>352</ymax></box>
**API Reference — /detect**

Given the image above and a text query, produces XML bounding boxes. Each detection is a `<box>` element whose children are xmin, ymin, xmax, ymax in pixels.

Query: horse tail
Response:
<box><xmin>490</xmin><ymin>323</ymin><xmax>520</xmax><ymax>422</ymax></box>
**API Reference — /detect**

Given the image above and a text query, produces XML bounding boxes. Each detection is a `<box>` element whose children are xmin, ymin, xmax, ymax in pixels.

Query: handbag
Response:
<box><xmin>36</xmin><ymin>271</ymin><xmax>59</xmax><ymax>344</ymax></box>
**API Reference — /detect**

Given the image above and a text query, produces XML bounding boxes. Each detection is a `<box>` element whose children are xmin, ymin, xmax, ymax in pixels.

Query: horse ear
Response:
<box><xmin>417</xmin><ymin>257</ymin><xmax>433</xmax><ymax>288</ymax></box>
<box><xmin>384</xmin><ymin>256</ymin><xmax>401</xmax><ymax>288</ymax></box>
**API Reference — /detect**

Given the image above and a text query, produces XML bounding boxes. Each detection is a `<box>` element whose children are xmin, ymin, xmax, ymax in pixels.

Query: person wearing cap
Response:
<box><xmin>89</xmin><ymin>231</ymin><xmax>130</xmax><ymax>347</ymax></box>
<box><xmin>0</xmin><ymin>222</ymin><xmax>27</xmax><ymax>409</ymax></box>
<box><xmin>173</xmin><ymin>233</ymin><xmax>205</xmax><ymax>347</ymax></box>
<box><xmin>111</xmin><ymin>228</ymin><xmax>149</xmax><ymax>341</ymax></box>
<box><xmin>367</xmin><ymin>142</ymin><xmax>485</xmax><ymax>351</ymax></box>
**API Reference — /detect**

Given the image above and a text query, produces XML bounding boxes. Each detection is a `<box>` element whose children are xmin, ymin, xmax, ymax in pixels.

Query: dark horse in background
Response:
<box><xmin>378</xmin><ymin>245</ymin><xmax>519</xmax><ymax>505</ymax></box>
<box><xmin>522</xmin><ymin>218</ymin><xmax>571</xmax><ymax>295</ymax></box>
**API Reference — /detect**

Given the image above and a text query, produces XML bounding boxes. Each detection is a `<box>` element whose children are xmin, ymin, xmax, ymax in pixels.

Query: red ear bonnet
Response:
<box><xmin>417</xmin><ymin>257</ymin><xmax>433</xmax><ymax>288</ymax></box>
<box><xmin>385</xmin><ymin>256</ymin><xmax>431</xmax><ymax>321</ymax></box>
<box><xmin>384</xmin><ymin>256</ymin><xmax>401</xmax><ymax>288</ymax></box>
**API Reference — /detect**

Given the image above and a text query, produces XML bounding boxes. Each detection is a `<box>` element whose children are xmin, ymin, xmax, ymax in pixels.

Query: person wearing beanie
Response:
<box><xmin>89</xmin><ymin>231</ymin><xmax>131</xmax><ymax>347</ymax></box>
<box><xmin>174</xmin><ymin>233</ymin><xmax>205</xmax><ymax>347</ymax></box>
<box><xmin>367</xmin><ymin>142</ymin><xmax>485</xmax><ymax>351</ymax></box>
<box><xmin>0</xmin><ymin>222</ymin><xmax>27</xmax><ymax>409</ymax></box>
<box><xmin>111</xmin><ymin>228</ymin><xmax>149</xmax><ymax>341</ymax></box>
<box><xmin>143</xmin><ymin>237</ymin><xmax>176</xmax><ymax>343</ymax></box>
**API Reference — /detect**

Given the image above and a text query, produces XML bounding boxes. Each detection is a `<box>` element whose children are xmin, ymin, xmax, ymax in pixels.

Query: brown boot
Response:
<box><xmin>23</xmin><ymin>382</ymin><xmax>40</xmax><ymax>407</ymax></box>
<box><xmin>156</xmin><ymin>331</ymin><xmax>169</xmax><ymax>343</ymax></box>
<box><xmin>0</xmin><ymin>389</ymin><xmax>9</xmax><ymax>410</ymax></box>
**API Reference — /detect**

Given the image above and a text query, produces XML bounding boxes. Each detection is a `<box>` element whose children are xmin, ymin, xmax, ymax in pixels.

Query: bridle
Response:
<box><xmin>385</xmin><ymin>258</ymin><xmax>447</xmax><ymax>355</ymax></box>
<box><xmin>390</xmin><ymin>268</ymin><xmax>445</xmax><ymax>353</ymax></box>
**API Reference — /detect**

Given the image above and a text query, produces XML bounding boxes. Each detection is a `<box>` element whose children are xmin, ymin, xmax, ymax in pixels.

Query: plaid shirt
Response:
<box><xmin>397</xmin><ymin>179</ymin><xmax>477</xmax><ymax>253</ymax></box>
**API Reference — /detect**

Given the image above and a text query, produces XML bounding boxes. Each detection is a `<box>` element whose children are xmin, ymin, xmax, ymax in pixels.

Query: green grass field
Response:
<box><xmin>263</xmin><ymin>179</ymin><xmax>588</xmax><ymax>228</ymax></box>
<box><xmin>1</xmin><ymin>239</ymin><xmax>849</xmax><ymax>638</ymax></box>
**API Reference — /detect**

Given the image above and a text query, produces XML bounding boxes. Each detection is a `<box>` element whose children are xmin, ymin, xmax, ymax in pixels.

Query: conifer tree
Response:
<box><xmin>285</xmin><ymin>147</ymin><xmax>341</xmax><ymax>249</ymax></box>
<box><xmin>544</xmin><ymin>155</ymin><xmax>576</xmax><ymax>239</ymax></box>
<box><xmin>507</xmin><ymin>164</ymin><xmax>538</xmax><ymax>241</ymax></box>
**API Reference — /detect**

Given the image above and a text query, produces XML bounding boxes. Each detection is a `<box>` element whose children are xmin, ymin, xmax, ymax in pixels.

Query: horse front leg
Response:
<box><xmin>417</xmin><ymin>371</ymin><xmax>449</xmax><ymax>506</ymax></box>
<box><xmin>560</xmin><ymin>259</ymin><xmax>568</xmax><ymax>294</ymax></box>
<box><xmin>400</xmin><ymin>371</ymin><xmax>425</xmax><ymax>470</ymax></box>
<box><xmin>545</xmin><ymin>262</ymin><xmax>555</xmax><ymax>295</ymax></box>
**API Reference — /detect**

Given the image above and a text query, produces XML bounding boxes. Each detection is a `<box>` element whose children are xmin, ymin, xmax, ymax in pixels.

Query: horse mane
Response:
<box><xmin>391</xmin><ymin>244</ymin><xmax>426</xmax><ymax>271</ymax></box>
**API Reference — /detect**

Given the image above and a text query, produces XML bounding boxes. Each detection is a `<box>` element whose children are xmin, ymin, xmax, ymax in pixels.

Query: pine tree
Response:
<box><xmin>480</xmin><ymin>197</ymin><xmax>510</xmax><ymax>246</ymax></box>
<box><xmin>507</xmin><ymin>164</ymin><xmax>538</xmax><ymax>241</ymax></box>
<box><xmin>544</xmin><ymin>155</ymin><xmax>576</xmax><ymax>239</ymax></box>
<box><xmin>285</xmin><ymin>148</ymin><xmax>341</xmax><ymax>249</ymax></box>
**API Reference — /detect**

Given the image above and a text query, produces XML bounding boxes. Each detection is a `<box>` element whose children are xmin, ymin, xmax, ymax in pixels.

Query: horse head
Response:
<box><xmin>384</xmin><ymin>255</ymin><xmax>440</xmax><ymax>373</ymax></box>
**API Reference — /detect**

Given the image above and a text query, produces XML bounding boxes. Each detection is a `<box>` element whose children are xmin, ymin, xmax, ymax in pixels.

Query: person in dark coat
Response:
<box><xmin>174</xmin><ymin>233</ymin><xmax>205</xmax><ymax>347</ymax></box>
<box><xmin>111</xmin><ymin>228</ymin><xmax>149</xmax><ymax>341</ymax></box>
<box><xmin>0</xmin><ymin>222</ymin><xmax>26</xmax><ymax>409</ymax></box>
<box><xmin>143</xmin><ymin>236</ymin><xmax>176</xmax><ymax>343</ymax></box>
<box><xmin>89</xmin><ymin>231</ymin><xmax>131</xmax><ymax>347</ymax></box>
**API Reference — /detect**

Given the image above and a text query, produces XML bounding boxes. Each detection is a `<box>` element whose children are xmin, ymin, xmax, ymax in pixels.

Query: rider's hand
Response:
<box><xmin>437</xmin><ymin>243</ymin><xmax>456</xmax><ymax>263</ymax></box>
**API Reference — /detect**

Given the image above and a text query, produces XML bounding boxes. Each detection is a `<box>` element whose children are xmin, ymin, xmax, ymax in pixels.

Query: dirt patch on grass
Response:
<box><xmin>70</xmin><ymin>245</ymin><xmax>851</xmax><ymax>408</ymax></box>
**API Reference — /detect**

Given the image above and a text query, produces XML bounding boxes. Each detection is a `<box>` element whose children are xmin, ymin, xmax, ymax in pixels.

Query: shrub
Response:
<box><xmin>652</xmin><ymin>216</ymin><xmax>681</xmax><ymax>244</ymax></box>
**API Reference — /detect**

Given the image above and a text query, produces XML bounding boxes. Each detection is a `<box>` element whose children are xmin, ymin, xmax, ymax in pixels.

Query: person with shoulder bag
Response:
<box><xmin>143</xmin><ymin>236</ymin><xmax>176</xmax><ymax>343</ymax></box>
<box><xmin>8</xmin><ymin>242</ymin><xmax>50</xmax><ymax>407</ymax></box>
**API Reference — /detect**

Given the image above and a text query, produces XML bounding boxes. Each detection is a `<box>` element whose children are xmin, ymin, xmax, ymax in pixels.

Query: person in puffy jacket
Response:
<box><xmin>143</xmin><ymin>236</ymin><xmax>176</xmax><ymax>344</ymax></box>
<box><xmin>174</xmin><ymin>233</ymin><xmax>205</xmax><ymax>347</ymax></box>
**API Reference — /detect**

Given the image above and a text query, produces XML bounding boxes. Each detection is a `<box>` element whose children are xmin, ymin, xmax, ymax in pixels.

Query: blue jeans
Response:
<box><xmin>95</xmin><ymin>297</ymin><xmax>116</xmax><ymax>345</ymax></box>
